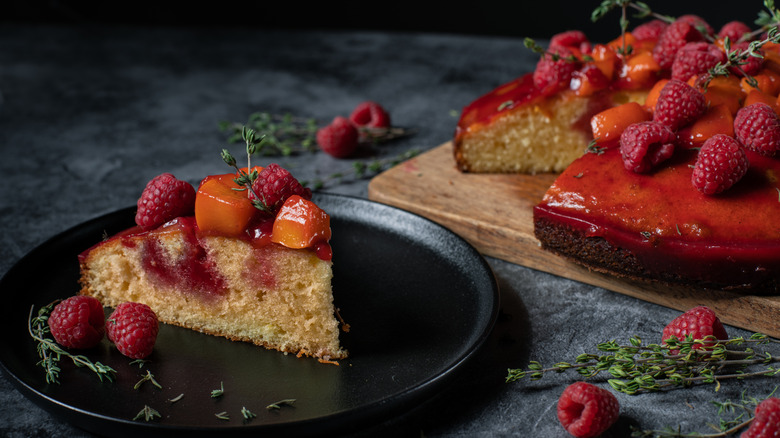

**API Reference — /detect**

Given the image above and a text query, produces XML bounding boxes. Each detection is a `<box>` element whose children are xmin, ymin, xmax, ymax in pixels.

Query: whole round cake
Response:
<box><xmin>453</xmin><ymin>4</ymin><xmax>780</xmax><ymax>291</ymax></box>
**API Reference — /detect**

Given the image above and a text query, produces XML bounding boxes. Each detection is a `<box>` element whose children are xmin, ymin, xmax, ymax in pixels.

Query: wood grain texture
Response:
<box><xmin>368</xmin><ymin>142</ymin><xmax>780</xmax><ymax>337</ymax></box>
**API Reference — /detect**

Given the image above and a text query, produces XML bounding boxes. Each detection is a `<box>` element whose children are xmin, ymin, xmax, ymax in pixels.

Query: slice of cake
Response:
<box><xmin>79</xmin><ymin>159</ymin><xmax>347</xmax><ymax>361</ymax></box>
<box><xmin>453</xmin><ymin>27</ymin><xmax>659</xmax><ymax>174</ymax></box>
<box><xmin>453</xmin><ymin>73</ymin><xmax>648</xmax><ymax>174</ymax></box>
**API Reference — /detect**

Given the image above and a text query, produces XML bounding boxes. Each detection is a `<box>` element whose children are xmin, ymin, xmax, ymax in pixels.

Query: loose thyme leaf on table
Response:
<box><xmin>506</xmin><ymin>333</ymin><xmax>780</xmax><ymax>395</ymax></box>
<box><xmin>133</xmin><ymin>370</ymin><xmax>162</xmax><ymax>390</ymax></box>
<box><xmin>28</xmin><ymin>302</ymin><xmax>117</xmax><ymax>384</ymax></box>
<box><xmin>219</xmin><ymin>112</ymin><xmax>319</xmax><ymax>156</ymax></box>
<box><xmin>632</xmin><ymin>387</ymin><xmax>779</xmax><ymax>437</ymax></box>
<box><xmin>266</xmin><ymin>398</ymin><xmax>296</xmax><ymax>410</ymax></box>
<box><xmin>211</xmin><ymin>381</ymin><xmax>225</xmax><ymax>398</ymax></box>
<box><xmin>133</xmin><ymin>405</ymin><xmax>161</xmax><ymax>422</ymax></box>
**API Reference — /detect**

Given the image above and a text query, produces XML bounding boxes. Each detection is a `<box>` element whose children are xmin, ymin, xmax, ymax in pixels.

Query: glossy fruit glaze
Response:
<box><xmin>534</xmin><ymin>146</ymin><xmax>780</xmax><ymax>286</ymax></box>
<box><xmin>454</xmin><ymin>73</ymin><xmax>543</xmax><ymax>143</ymax></box>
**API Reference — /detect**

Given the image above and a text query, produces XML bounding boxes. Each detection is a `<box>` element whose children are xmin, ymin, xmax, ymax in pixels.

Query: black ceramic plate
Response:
<box><xmin>0</xmin><ymin>193</ymin><xmax>498</xmax><ymax>437</ymax></box>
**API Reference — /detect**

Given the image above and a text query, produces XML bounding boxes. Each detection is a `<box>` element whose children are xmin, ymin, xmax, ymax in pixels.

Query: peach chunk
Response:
<box><xmin>271</xmin><ymin>195</ymin><xmax>331</xmax><ymax>249</ymax></box>
<box><xmin>195</xmin><ymin>172</ymin><xmax>258</xmax><ymax>236</ymax></box>
<box><xmin>591</xmin><ymin>102</ymin><xmax>651</xmax><ymax>145</ymax></box>
<box><xmin>676</xmin><ymin>104</ymin><xmax>734</xmax><ymax>148</ymax></box>
<box><xmin>644</xmin><ymin>78</ymin><xmax>669</xmax><ymax>111</ymax></box>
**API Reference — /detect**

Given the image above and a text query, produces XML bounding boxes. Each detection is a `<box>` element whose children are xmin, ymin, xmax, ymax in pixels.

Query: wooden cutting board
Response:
<box><xmin>368</xmin><ymin>142</ymin><xmax>780</xmax><ymax>338</ymax></box>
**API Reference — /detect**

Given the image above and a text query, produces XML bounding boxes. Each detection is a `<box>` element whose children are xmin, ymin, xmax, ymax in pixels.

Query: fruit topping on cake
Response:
<box><xmin>79</xmin><ymin>134</ymin><xmax>347</xmax><ymax>361</ymax></box>
<box><xmin>452</xmin><ymin>2</ymin><xmax>780</xmax><ymax>175</ymax></box>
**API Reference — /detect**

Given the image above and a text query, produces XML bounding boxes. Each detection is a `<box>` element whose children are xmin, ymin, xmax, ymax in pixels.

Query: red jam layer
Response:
<box><xmin>455</xmin><ymin>73</ymin><xmax>543</xmax><ymax>143</ymax></box>
<box><xmin>79</xmin><ymin>216</ymin><xmax>332</xmax><ymax>298</ymax></box>
<box><xmin>534</xmin><ymin>147</ymin><xmax>780</xmax><ymax>287</ymax></box>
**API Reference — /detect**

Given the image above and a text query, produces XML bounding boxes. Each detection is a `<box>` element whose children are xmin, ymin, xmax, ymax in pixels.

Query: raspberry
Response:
<box><xmin>557</xmin><ymin>382</ymin><xmax>620</xmax><ymax>438</ymax></box>
<box><xmin>248</xmin><ymin>163</ymin><xmax>312</xmax><ymax>214</ymax></box>
<box><xmin>653</xmin><ymin>19</ymin><xmax>706</xmax><ymax>70</ymax></box>
<box><xmin>619</xmin><ymin>121</ymin><xmax>676</xmax><ymax>173</ymax></box>
<box><xmin>742</xmin><ymin>397</ymin><xmax>780</xmax><ymax>438</ymax></box>
<box><xmin>135</xmin><ymin>173</ymin><xmax>196</xmax><ymax>230</ymax></box>
<box><xmin>632</xmin><ymin>19</ymin><xmax>668</xmax><ymax>41</ymax></box>
<box><xmin>549</xmin><ymin>30</ymin><xmax>591</xmax><ymax>54</ymax></box>
<box><xmin>692</xmin><ymin>134</ymin><xmax>750</xmax><ymax>195</ymax></box>
<box><xmin>533</xmin><ymin>45</ymin><xmax>579</xmax><ymax>94</ymax></box>
<box><xmin>349</xmin><ymin>101</ymin><xmax>391</xmax><ymax>129</ymax></box>
<box><xmin>718</xmin><ymin>20</ymin><xmax>752</xmax><ymax>43</ymax></box>
<box><xmin>316</xmin><ymin>116</ymin><xmax>359</xmax><ymax>158</ymax></box>
<box><xmin>662</xmin><ymin>306</ymin><xmax>728</xmax><ymax>352</ymax></box>
<box><xmin>677</xmin><ymin>15</ymin><xmax>714</xmax><ymax>37</ymax></box>
<box><xmin>653</xmin><ymin>79</ymin><xmax>707</xmax><ymax>131</ymax></box>
<box><xmin>48</xmin><ymin>296</ymin><xmax>105</xmax><ymax>349</ymax></box>
<box><xmin>671</xmin><ymin>42</ymin><xmax>726</xmax><ymax>82</ymax></box>
<box><xmin>107</xmin><ymin>302</ymin><xmax>159</xmax><ymax>359</ymax></box>
<box><xmin>734</xmin><ymin>103</ymin><xmax>780</xmax><ymax>157</ymax></box>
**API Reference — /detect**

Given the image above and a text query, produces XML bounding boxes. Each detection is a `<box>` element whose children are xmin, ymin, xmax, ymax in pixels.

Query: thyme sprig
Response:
<box><xmin>219</xmin><ymin>112</ymin><xmax>319</xmax><ymax>156</ymax></box>
<box><xmin>221</xmin><ymin>127</ymin><xmax>274</xmax><ymax>214</ymax></box>
<box><xmin>749</xmin><ymin>0</ymin><xmax>780</xmax><ymax>40</ymax></box>
<box><xmin>241</xmin><ymin>406</ymin><xmax>257</xmax><ymax>420</ymax></box>
<box><xmin>133</xmin><ymin>405</ymin><xmax>161</xmax><ymax>422</ymax></box>
<box><xmin>267</xmin><ymin>398</ymin><xmax>296</xmax><ymax>410</ymax></box>
<box><xmin>591</xmin><ymin>0</ymin><xmax>674</xmax><ymax>25</ymax></box>
<box><xmin>28</xmin><ymin>302</ymin><xmax>116</xmax><ymax>384</ymax></box>
<box><xmin>506</xmin><ymin>333</ymin><xmax>780</xmax><ymax>395</ymax></box>
<box><xmin>211</xmin><ymin>381</ymin><xmax>225</xmax><ymax>398</ymax></box>
<box><xmin>703</xmin><ymin>26</ymin><xmax>780</xmax><ymax>90</ymax></box>
<box><xmin>133</xmin><ymin>370</ymin><xmax>162</xmax><ymax>390</ymax></box>
<box><xmin>632</xmin><ymin>388</ymin><xmax>778</xmax><ymax>437</ymax></box>
<box><xmin>591</xmin><ymin>1</ymin><xmax>675</xmax><ymax>57</ymax></box>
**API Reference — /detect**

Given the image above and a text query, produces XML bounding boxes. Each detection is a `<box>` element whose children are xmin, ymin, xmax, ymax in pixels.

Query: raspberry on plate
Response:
<box><xmin>557</xmin><ymin>381</ymin><xmax>620</xmax><ymax>438</ymax></box>
<box><xmin>135</xmin><ymin>173</ymin><xmax>196</xmax><ymax>230</ymax></box>
<box><xmin>107</xmin><ymin>302</ymin><xmax>159</xmax><ymax>359</ymax></box>
<box><xmin>662</xmin><ymin>306</ymin><xmax>728</xmax><ymax>352</ymax></box>
<box><xmin>248</xmin><ymin>163</ymin><xmax>312</xmax><ymax>214</ymax></box>
<box><xmin>692</xmin><ymin>134</ymin><xmax>750</xmax><ymax>195</ymax></box>
<box><xmin>349</xmin><ymin>101</ymin><xmax>391</xmax><ymax>129</ymax></box>
<box><xmin>316</xmin><ymin>116</ymin><xmax>359</xmax><ymax>158</ymax></box>
<box><xmin>742</xmin><ymin>397</ymin><xmax>780</xmax><ymax>438</ymax></box>
<box><xmin>48</xmin><ymin>296</ymin><xmax>105</xmax><ymax>349</ymax></box>
<box><xmin>653</xmin><ymin>79</ymin><xmax>707</xmax><ymax>131</ymax></box>
<box><xmin>734</xmin><ymin>103</ymin><xmax>780</xmax><ymax>157</ymax></box>
<box><xmin>619</xmin><ymin>121</ymin><xmax>676</xmax><ymax>173</ymax></box>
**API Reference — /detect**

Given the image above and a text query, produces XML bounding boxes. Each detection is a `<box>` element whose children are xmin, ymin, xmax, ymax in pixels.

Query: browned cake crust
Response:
<box><xmin>533</xmin><ymin>215</ymin><xmax>779</xmax><ymax>292</ymax></box>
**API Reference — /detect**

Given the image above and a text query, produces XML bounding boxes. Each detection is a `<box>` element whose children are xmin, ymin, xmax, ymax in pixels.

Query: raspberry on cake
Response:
<box><xmin>79</xmin><ymin>158</ymin><xmax>347</xmax><ymax>361</ymax></box>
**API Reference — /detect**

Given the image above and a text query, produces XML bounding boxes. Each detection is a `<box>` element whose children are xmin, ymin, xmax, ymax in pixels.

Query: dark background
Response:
<box><xmin>1</xmin><ymin>1</ymin><xmax>762</xmax><ymax>41</ymax></box>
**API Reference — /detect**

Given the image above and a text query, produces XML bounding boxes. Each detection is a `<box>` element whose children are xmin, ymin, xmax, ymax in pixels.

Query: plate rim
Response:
<box><xmin>0</xmin><ymin>192</ymin><xmax>500</xmax><ymax>437</ymax></box>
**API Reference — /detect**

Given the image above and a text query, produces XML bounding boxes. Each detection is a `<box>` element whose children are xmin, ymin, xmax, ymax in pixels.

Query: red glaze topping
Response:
<box><xmin>535</xmin><ymin>147</ymin><xmax>780</xmax><ymax>286</ymax></box>
<box><xmin>454</xmin><ymin>73</ymin><xmax>543</xmax><ymax>143</ymax></box>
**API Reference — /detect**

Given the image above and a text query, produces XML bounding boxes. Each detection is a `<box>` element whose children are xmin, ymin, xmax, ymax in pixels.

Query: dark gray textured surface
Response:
<box><xmin>0</xmin><ymin>24</ymin><xmax>773</xmax><ymax>437</ymax></box>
